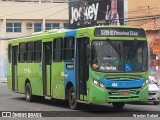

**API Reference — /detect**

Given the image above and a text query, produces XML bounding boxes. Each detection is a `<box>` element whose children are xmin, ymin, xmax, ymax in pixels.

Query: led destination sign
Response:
<box><xmin>94</xmin><ymin>28</ymin><xmax>146</xmax><ymax>37</ymax></box>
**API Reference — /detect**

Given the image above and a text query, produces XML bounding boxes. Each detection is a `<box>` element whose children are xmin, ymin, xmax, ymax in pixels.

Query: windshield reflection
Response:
<box><xmin>91</xmin><ymin>40</ymin><xmax>148</xmax><ymax>72</ymax></box>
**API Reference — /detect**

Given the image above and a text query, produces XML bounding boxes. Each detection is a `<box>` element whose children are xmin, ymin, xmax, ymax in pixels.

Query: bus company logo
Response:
<box><xmin>24</xmin><ymin>68</ymin><xmax>31</xmax><ymax>73</ymax></box>
<box><xmin>112</xmin><ymin>83</ymin><xmax>118</xmax><ymax>87</ymax></box>
<box><xmin>123</xmin><ymin>83</ymin><xmax>126</xmax><ymax>87</ymax></box>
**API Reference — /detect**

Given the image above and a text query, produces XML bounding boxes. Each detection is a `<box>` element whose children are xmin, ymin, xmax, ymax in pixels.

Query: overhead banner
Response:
<box><xmin>69</xmin><ymin>0</ymin><xmax>124</xmax><ymax>28</ymax></box>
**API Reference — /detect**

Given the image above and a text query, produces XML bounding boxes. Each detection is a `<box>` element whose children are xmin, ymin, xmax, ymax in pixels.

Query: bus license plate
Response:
<box><xmin>119</xmin><ymin>91</ymin><xmax>129</xmax><ymax>95</ymax></box>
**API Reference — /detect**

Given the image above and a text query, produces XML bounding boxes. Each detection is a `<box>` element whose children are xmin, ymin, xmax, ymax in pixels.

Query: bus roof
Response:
<box><xmin>8</xmin><ymin>25</ymin><xmax>145</xmax><ymax>43</ymax></box>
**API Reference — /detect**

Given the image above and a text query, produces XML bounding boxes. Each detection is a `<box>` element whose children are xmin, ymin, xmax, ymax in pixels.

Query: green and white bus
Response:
<box><xmin>7</xmin><ymin>26</ymin><xmax>148</xmax><ymax>109</ymax></box>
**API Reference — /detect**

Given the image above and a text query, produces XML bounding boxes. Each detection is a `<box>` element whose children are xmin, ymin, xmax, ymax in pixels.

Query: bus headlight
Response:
<box><xmin>99</xmin><ymin>82</ymin><xmax>105</xmax><ymax>88</ymax></box>
<box><xmin>93</xmin><ymin>79</ymin><xmax>99</xmax><ymax>85</ymax></box>
<box><xmin>142</xmin><ymin>80</ymin><xmax>148</xmax><ymax>87</ymax></box>
<box><xmin>93</xmin><ymin>79</ymin><xmax>105</xmax><ymax>89</ymax></box>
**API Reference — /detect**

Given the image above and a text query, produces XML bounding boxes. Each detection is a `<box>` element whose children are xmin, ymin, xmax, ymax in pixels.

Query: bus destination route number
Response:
<box><xmin>94</xmin><ymin>28</ymin><xmax>146</xmax><ymax>37</ymax></box>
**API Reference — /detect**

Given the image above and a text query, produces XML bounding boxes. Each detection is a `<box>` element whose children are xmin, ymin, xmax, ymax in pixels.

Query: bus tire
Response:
<box><xmin>68</xmin><ymin>87</ymin><xmax>78</xmax><ymax>109</ymax></box>
<box><xmin>112</xmin><ymin>102</ymin><xmax>125</xmax><ymax>110</ymax></box>
<box><xmin>25</xmin><ymin>83</ymin><xmax>34</xmax><ymax>102</ymax></box>
<box><xmin>153</xmin><ymin>101</ymin><xmax>160</xmax><ymax>105</ymax></box>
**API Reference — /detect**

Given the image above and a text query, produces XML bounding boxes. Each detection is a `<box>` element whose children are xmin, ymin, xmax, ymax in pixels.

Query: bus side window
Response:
<box><xmin>34</xmin><ymin>40</ymin><xmax>42</xmax><ymax>62</ymax></box>
<box><xmin>26</xmin><ymin>41</ymin><xmax>34</xmax><ymax>63</ymax></box>
<box><xmin>63</xmin><ymin>36</ymin><xmax>74</xmax><ymax>61</ymax></box>
<box><xmin>53</xmin><ymin>38</ymin><xmax>63</xmax><ymax>62</ymax></box>
<box><xmin>18</xmin><ymin>42</ymin><xmax>26</xmax><ymax>63</ymax></box>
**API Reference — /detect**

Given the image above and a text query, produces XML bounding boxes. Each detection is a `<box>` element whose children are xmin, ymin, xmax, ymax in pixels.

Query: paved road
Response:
<box><xmin>0</xmin><ymin>82</ymin><xmax>160</xmax><ymax>120</ymax></box>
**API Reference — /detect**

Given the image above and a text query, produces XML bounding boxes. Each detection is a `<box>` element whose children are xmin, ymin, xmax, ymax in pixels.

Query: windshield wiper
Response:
<box><xmin>106</xmin><ymin>38</ymin><xmax>121</xmax><ymax>59</ymax></box>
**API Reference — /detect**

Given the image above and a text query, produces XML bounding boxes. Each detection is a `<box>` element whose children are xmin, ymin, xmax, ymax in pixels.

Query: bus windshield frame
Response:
<box><xmin>91</xmin><ymin>40</ymin><xmax>148</xmax><ymax>73</ymax></box>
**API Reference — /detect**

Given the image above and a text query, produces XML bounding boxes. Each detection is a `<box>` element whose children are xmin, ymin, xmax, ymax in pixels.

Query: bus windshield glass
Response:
<box><xmin>91</xmin><ymin>40</ymin><xmax>148</xmax><ymax>72</ymax></box>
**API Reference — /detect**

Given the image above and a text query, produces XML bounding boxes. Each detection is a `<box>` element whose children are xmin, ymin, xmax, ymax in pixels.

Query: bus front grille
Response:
<box><xmin>109</xmin><ymin>96</ymin><xmax>139</xmax><ymax>100</ymax></box>
<box><xmin>108</xmin><ymin>89</ymin><xmax>140</xmax><ymax>95</ymax></box>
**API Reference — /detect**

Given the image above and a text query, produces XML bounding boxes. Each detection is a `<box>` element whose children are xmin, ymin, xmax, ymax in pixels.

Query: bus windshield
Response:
<box><xmin>91</xmin><ymin>40</ymin><xmax>148</xmax><ymax>72</ymax></box>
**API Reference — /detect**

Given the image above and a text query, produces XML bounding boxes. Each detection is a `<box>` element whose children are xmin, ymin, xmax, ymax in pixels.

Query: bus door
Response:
<box><xmin>42</xmin><ymin>42</ymin><xmax>52</xmax><ymax>96</ymax></box>
<box><xmin>11</xmin><ymin>46</ymin><xmax>18</xmax><ymax>91</ymax></box>
<box><xmin>64</xmin><ymin>37</ymin><xmax>76</xmax><ymax>89</ymax></box>
<box><xmin>76</xmin><ymin>37</ymin><xmax>89</xmax><ymax>100</ymax></box>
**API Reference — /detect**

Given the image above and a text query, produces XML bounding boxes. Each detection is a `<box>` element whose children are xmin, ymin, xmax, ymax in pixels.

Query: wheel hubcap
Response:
<box><xmin>70</xmin><ymin>92</ymin><xmax>75</xmax><ymax>104</ymax></box>
<box><xmin>26</xmin><ymin>88</ymin><xmax>30</xmax><ymax>99</ymax></box>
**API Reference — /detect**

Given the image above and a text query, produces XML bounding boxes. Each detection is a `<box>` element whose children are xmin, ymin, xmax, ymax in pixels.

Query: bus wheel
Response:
<box><xmin>68</xmin><ymin>87</ymin><xmax>78</xmax><ymax>109</ymax></box>
<box><xmin>25</xmin><ymin>83</ymin><xmax>33</xmax><ymax>102</ymax></box>
<box><xmin>112</xmin><ymin>102</ymin><xmax>125</xmax><ymax>110</ymax></box>
<box><xmin>153</xmin><ymin>101</ymin><xmax>160</xmax><ymax>105</ymax></box>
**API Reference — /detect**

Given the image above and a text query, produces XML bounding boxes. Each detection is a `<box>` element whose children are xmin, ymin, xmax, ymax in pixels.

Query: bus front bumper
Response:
<box><xmin>89</xmin><ymin>83</ymin><xmax>148</xmax><ymax>103</ymax></box>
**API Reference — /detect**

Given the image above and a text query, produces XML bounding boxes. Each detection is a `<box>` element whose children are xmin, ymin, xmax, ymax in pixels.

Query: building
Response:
<box><xmin>128</xmin><ymin>0</ymin><xmax>160</xmax><ymax>26</ymax></box>
<box><xmin>0</xmin><ymin>0</ymin><xmax>69</xmax><ymax>78</ymax></box>
<box><xmin>128</xmin><ymin>0</ymin><xmax>160</xmax><ymax>85</ymax></box>
<box><xmin>140</xmin><ymin>20</ymin><xmax>160</xmax><ymax>85</ymax></box>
